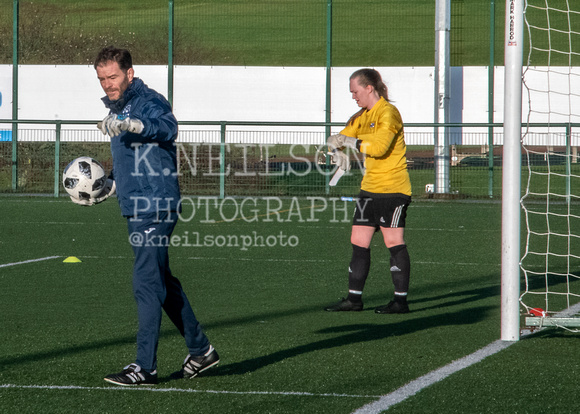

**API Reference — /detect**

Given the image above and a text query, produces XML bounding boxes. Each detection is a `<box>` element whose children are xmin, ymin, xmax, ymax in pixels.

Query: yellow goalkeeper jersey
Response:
<box><xmin>341</xmin><ymin>97</ymin><xmax>412</xmax><ymax>196</ymax></box>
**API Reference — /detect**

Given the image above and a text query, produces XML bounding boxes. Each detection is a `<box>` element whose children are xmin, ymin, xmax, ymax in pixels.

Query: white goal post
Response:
<box><xmin>501</xmin><ymin>0</ymin><xmax>524</xmax><ymax>341</ymax></box>
<box><xmin>503</xmin><ymin>0</ymin><xmax>580</xmax><ymax>340</ymax></box>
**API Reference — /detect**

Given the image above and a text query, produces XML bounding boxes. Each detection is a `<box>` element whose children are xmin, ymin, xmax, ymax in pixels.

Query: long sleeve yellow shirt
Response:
<box><xmin>341</xmin><ymin>97</ymin><xmax>412</xmax><ymax>196</ymax></box>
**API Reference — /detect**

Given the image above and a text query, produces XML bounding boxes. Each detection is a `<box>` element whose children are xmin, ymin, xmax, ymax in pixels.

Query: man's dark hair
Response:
<box><xmin>94</xmin><ymin>46</ymin><xmax>132</xmax><ymax>71</ymax></box>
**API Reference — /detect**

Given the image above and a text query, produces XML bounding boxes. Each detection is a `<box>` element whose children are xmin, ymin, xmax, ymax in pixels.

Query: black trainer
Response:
<box><xmin>324</xmin><ymin>298</ymin><xmax>363</xmax><ymax>312</ymax></box>
<box><xmin>375</xmin><ymin>300</ymin><xmax>409</xmax><ymax>314</ymax></box>
<box><xmin>182</xmin><ymin>345</ymin><xmax>220</xmax><ymax>379</ymax></box>
<box><xmin>104</xmin><ymin>363</ymin><xmax>158</xmax><ymax>386</ymax></box>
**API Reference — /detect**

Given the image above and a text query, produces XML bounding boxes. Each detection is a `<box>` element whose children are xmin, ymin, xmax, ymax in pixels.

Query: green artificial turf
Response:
<box><xmin>1</xmin><ymin>196</ymin><xmax>578</xmax><ymax>413</ymax></box>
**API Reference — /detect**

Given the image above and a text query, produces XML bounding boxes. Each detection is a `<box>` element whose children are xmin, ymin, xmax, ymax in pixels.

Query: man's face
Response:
<box><xmin>96</xmin><ymin>61</ymin><xmax>134</xmax><ymax>101</ymax></box>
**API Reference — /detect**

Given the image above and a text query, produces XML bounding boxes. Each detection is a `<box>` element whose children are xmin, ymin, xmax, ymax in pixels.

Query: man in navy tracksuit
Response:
<box><xmin>94</xmin><ymin>46</ymin><xmax>219</xmax><ymax>386</ymax></box>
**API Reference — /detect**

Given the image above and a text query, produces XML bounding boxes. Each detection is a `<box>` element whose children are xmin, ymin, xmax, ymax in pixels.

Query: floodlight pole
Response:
<box><xmin>434</xmin><ymin>0</ymin><xmax>450</xmax><ymax>194</ymax></box>
<box><xmin>501</xmin><ymin>0</ymin><xmax>524</xmax><ymax>341</ymax></box>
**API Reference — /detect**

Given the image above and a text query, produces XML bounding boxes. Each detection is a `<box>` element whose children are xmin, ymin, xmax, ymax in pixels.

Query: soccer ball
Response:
<box><xmin>62</xmin><ymin>156</ymin><xmax>107</xmax><ymax>201</ymax></box>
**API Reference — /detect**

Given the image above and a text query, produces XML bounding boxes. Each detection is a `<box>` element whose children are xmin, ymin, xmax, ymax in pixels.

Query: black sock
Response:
<box><xmin>393</xmin><ymin>293</ymin><xmax>408</xmax><ymax>304</ymax></box>
<box><xmin>347</xmin><ymin>244</ymin><xmax>371</xmax><ymax>303</ymax></box>
<box><xmin>388</xmin><ymin>244</ymin><xmax>410</xmax><ymax>297</ymax></box>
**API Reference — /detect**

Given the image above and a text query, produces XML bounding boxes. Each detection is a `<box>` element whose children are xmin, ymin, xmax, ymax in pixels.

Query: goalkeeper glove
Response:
<box><xmin>329</xmin><ymin>149</ymin><xmax>351</xmax><ymax>172</ymax></box>
<box><xmin>327</xmin><ymin>134</ymin><xmax>358</xmax><ymax>151</ymax></box>
<box><xmin>70</xmin><ymin>178</ymin><xmax>116</xmax><ymax>206</ymax></box>
<box><xmin>99</xmin><ymin>115</ymin><xmax>144</xmax><ymax>137</ymax></box>
<box><xmin>94</xmin><ymin>177</ymin><xmax>116</xmax><ymax>203</ymax></box>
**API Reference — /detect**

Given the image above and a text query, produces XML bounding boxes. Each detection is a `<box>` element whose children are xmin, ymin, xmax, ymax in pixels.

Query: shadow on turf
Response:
<box><xmin>196</xmin><ymin>275</ymin><xmax>502</xmax><ymax>333</ymax></box>
<box><xmin>166</xmin><ymin>305</ymin><xmax>493</xmax><ymax>380</ymax></box>
<box><xmin>0</xmin><ymin>336</ymin><xmax>138</xmax><ymax>370</ymax></box>
<box><xmin>407</xmin><ymin>283</ymin><xmax>500</xmax><ymax>312</ymax></box>
<box><xmin>2</xmin><ymin>282</ymin><xmax>497</xmax><ymax>384</ymax></box>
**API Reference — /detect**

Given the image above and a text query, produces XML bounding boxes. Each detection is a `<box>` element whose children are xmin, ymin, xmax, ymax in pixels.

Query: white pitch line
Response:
<box><xmin>352</xmin><ymin>340</ymin><xmax>515</xmax><ymax>414</ymax></box>
<box><xmin>0</xmin><ymin>384</ymin><xmax>379</xmax><ymax>399</ymax></box>
<box><xmin>353</xmin><ymin>300</ymin><xmax>580</xmax><ymax>413</ymax></box>
<box><xmin>0</xmin><ymin>256</ymin><xmax>61</xmax><ymax>269</ymax></box>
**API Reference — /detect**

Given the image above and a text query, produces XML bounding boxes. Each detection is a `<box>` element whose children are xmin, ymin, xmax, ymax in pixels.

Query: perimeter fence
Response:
<box><xmin>2</xmin><ymin>121</ymin><xmax>579</xmax><ymax>199</ymax></box>
<box><xmin>0</xmin><ymin>1</ymin><xmax>547</xmax><ymax>199</ymax></box>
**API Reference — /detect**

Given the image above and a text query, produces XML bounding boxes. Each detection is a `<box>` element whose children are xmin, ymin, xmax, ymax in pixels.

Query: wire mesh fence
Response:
<box><xmin>0</xmin><ymin>125</ymin><xmax>508</xmax><ymax>198</ymax></box>
<box><xmin>3</xmin><ymin>124</ymin><xmax>580</xmax><ymax>199</ymax></box>
<box><xmin>0</xmin><ymin>1</ymin><xmax>510</xmax><ymax>198</ymax></box>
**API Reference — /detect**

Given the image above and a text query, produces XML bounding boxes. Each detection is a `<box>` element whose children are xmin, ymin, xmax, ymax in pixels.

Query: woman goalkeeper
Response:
<box><xmin>325</xmin><ymin>68</ymin><xmax>412</xmax><ymax>314</ymax></box>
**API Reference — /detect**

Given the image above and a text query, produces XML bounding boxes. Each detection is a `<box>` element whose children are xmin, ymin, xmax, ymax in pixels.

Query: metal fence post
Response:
<box><xmin>220</xmin><ymin>121</ymin><xmax>226</xmax><ymax>199</ymax></box>
<box><xmin>325</xmin><ymin>0</ymin><xmax>332</xmax><ymax>194</ymax></box>
<box><xmin>12</xmin><ymin>0</ymin><xmax>19</xmax><ymax>191</ymax></box>
<box><xmin>488</xmin><ymin>0</ymin><xmax>496</xmax><ymax>197</ymax></box>
<box><xmin>54</xmin><ymin>122</ymin><xmax>61</xmax><ymax>197</ymax></box>
<box><xmin>168</xmin><ymin>0</ymin><xmax>174</xmax><ymax>107</ymax></box>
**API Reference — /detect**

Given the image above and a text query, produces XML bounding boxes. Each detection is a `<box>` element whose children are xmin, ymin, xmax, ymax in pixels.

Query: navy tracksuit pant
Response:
<box><xmin>127</xmin><ymin>212</ymin><xmax>210</xmax><ymax>372</ymax></box>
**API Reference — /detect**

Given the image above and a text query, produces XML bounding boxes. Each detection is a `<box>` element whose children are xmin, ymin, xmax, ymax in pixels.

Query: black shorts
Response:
<box><xmin>352</xmin><ymin>192</ymin><xmax>411</xmax><ymax>229</ymax></box>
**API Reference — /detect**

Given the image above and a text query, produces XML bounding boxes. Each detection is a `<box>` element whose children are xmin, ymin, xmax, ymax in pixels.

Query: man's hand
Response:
<box><xmin>70</xmin><ymin>178</ymin><xmax>116</xmax><ymax>206</ymax></box>
<box><xmin>329</xmin><ymin>149</ymin><xmax>351</xmax><ymax>172</ymax></box>
<box><xmin>98</xmin><ymin>115</ymin><xmax>144</xmax><ymax>137</ymax></box>
<box><xmin>98</xmin><ymin>115</ymin><xmax>121</xmax><ymax>137</ymax></box>
<box><xmin>94</xmin><ymin>177</ymin><xmax>116</xmax><ymax>204</ymax></box>
<box><xmin>327</xmin><ymin>134</ymin><xmax>358</xmax><ymax>151</ymax></box>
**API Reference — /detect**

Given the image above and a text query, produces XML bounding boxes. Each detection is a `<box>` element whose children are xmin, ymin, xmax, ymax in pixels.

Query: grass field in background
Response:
<box><xmin>1</xmin><ymin>0</ymin><xmax>497</xmax><ymax>66</ymax></box>
<box><xmin>1</xmin><ymin>195</ymin><xmax>579</xmax><ymax>413</ymax></box>
<box><xmin>2</xmin><ymin>0</ymin><xmax>571</xmax><ymax>66</ymax></box>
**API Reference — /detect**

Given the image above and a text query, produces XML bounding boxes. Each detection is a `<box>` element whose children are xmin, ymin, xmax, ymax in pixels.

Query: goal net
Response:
<box><xmin>520</xmin><ymin>0</ymin><xmax>580</xmax><ymax>330</ymax></box>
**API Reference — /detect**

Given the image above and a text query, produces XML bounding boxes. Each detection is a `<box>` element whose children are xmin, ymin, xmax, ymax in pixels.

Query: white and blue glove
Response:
<box><xmin>329</xmin><ymin>149</ymin><xmax>351</xmax><ymax>172</ymax></box>
<box><xmin>70</xmin><ymin>177</ymin><xmax>116</xmax><ymax>206</ymax></box>
<box><xmin>98</xmin><ymin>115</ymin><xmax>144</xmax><ymax>137</ymax></box>
<box><xmin>327</xmin><ymin>134</ymin><xmax>358</xmax><ymax>151</ymax></box>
